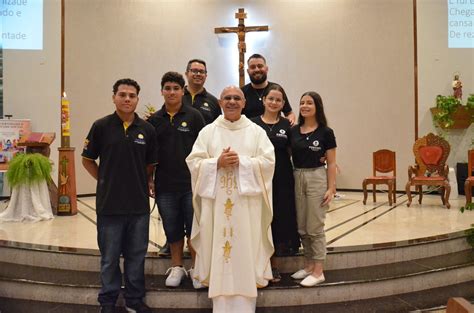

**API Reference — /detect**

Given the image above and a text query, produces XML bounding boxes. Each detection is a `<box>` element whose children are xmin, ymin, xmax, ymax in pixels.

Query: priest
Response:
<box><xmin>186</xmin><ymin>86</ymin><xmax>275</xmax><ymax>313</ymax></box>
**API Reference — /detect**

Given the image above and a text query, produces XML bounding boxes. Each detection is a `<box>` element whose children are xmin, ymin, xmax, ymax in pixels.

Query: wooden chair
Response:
<box><xmin>446</xmin><ymin>297</ymin><xmax>474</xmax><ymax>313</ymax></box>
<box><xmin>465</xmin><ymin>149</ymin><xmax>474</xmax><ymax>205</ymax></box>
<box><xmin>405</xmin><ymin>133</ymin><xmax>451</xmax><ymax>209</ymax></box>
<box><xmin>362</xmin><ymin>149</ymin><xmax>396</xmax><ymax>206</ymax></box>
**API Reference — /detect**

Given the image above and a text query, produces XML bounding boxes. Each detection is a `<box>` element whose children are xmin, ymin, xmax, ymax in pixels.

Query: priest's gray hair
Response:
<box><xmin>220</xmin><ymin>85</ymin><xmax>245</xmax><ymax>99</ymax></box>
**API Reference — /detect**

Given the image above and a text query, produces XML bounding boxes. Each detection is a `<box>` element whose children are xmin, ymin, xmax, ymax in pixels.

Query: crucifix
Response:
<box><xmin>215</xmin><ymin>8</ymin><xmax>269</xmax><ymax>87</ymax></box>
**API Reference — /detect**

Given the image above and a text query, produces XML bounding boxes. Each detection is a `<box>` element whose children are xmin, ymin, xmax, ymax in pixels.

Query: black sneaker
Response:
<box><xmin>158</xmin><ymin>242</ymin><xmax>170</xmax><ymax>256</ymax></box>
<box><xmin>100</xmin><ymin>305</ymin><xmax>115</xmax><ymax>313</ymax></box>
<box><xmin>126</xmin><ymin>302</ymin><xmax>152</xmax><ymax>313</ymax></box>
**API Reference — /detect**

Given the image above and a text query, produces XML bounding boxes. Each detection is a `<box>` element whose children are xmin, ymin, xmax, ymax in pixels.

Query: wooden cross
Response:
<box><xmin>215</xmin><ymin>8</ymin><xmax>269</xmax><ymax>87</ymax></box>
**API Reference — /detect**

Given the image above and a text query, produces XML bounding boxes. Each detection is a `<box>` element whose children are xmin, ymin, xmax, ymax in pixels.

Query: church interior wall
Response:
<box><xmin>3</xmin><ymin>0</ymin><xmax>473</xmax><ymax>196</ymax></box>
<box><xmin>65</xmin><ymin>0</ymin><xmax>415</xmax><ymax>194</ymax></box>
<box><xmin>3</xmin><ymin>0</ymin><xmax>61</xmax><ymax>185</ymax></box>
<box><xmin>417</xmin><ymin>0</ymin><xmax>474</xmax><ymax>169</ymax></box>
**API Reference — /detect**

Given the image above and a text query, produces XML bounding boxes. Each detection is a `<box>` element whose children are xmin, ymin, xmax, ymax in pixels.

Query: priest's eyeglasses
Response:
<box><xmin>189</xmin><ymin>69</ymin><xmax>207</xmax><ymax>75</ymax></box>
<box><xmin>223</xmin><ymin>95</ymin><xmax>243</xmax><ymax>101</ymax></box>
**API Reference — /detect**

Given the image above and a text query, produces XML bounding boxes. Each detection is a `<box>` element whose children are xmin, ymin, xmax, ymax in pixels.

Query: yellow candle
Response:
<box><xmin>61</xmin><ymin>95</ymin><xmax>70</xmax><ymax>137</ymax></box>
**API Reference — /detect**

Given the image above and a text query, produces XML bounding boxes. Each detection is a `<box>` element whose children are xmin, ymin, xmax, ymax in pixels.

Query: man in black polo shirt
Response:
<box><xmin>147</xmin><ymin>72</ymin><xmax>205</xmax><ymax>288</ymax></box>
<box><xmin>241</xmin><ymin>53</ymin><xmax>296</xmax><ymax>125</ymax></box>
<box><xmin>82</xmin><ymin>78</ymin><xmax>157</xmax><ymax>313</ymax></box>
<box><xmin>183</xmin><ymin>59</ymin><xmax>221</xmax><ymax>124</ymax></box>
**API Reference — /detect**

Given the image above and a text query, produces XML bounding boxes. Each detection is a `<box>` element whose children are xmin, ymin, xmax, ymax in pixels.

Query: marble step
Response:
<box><xmin>0</xmin><ymin>284</ymin><xmax>473</xmax><ymax>313</ymax></box>
<box><xmin>0</xmin><ymin>250</ymin><xmax>472</xmax><ymax>309</ymax></box>
<box><xmin>0</xmin><ymin>230</ymin><xmax>470</xmax><ymax>274</ymax></box>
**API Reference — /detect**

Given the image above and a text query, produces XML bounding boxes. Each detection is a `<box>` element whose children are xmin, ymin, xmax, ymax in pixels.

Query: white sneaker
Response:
<box><xmin>300</xmin><ymin>273</ymin><xmax>325</xmax><ymax>287</ymax></box>
<box><xmin>165</xmin><ymin>266</ymin><xmax>187</xmax><ymax>287</ymax></box>
<box><xmin>291</xmin><ymin>268</ymin><xmax>312</xmax><ymax>280</ymax></box>
<box><xmin>188</xmin><ymin>268</ymin><xmax>205</xmax><ymax>289</ymax></box>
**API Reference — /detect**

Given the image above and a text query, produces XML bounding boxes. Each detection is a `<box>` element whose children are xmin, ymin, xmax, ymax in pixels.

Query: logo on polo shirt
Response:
<box><xmin>134</xmin><ymin>133</ymin><xmax>146</xmax><ymax>145</ymax></box>
<box><xmin>200</xmin><ymin>102</ymin><xmax>211</xmax><ymax>111</ymax></box>
<box><xmin>276</xmin><ymin>129</ymin><xmax>287</xmax><ymax>139</ymax></box>
<box><xmin>178</xmin><ymin>121</ymin><xmax>190</xmax><ymax>132</ymax></box>
<box><xmin>309</xmin><ymin>140</ymin><xmax>321</xmax><ymax>151</ymax></box>
<box><xmin>83</xmin><ymin>139</ymin><xmax>90</xmax><ymax>150</ymax></box>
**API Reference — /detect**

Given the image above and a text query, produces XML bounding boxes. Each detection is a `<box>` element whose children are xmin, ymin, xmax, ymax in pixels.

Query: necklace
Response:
<box><xmin>261</xmin><ymin>116</ymin><xmax>279</xmax><ymax>133</ymax></box>
<box><xmin>303</xmin><ymin>128</ymin><xmax>316</xmax><ymax>140</ymax></box>
<box><xmin>266</xmin><ymin>123</ymin><xmax>275</xmax><ymax>133</ymax></box>
<box><xmin>254</xmin><ymin>88</ymin><xmax>265</xmax><ymax>101</ymax></box>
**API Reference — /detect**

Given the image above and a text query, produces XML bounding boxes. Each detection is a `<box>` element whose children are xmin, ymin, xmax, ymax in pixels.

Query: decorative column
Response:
<box><xmin>57</xmin><ymin>94</ymin><xmax>77</xmax><ymax>215</ymax></box>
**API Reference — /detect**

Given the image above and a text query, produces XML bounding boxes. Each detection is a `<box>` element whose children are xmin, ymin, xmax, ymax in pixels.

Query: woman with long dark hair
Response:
<box><xmin>251</xmin><ymin>85</ymin><xmax>299</xmax><ymax>282</ymax></box>
<box><xmin>289</xmin><ymin>91</ymin><xmax>337</xmax><ymax>287</ymax></box>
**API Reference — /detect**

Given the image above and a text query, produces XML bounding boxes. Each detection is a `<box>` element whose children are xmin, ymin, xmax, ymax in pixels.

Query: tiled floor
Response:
<box><xmin>0</xmin><ymin>191</ymin><xmax>472</xmax><ymax>252</ymax></box>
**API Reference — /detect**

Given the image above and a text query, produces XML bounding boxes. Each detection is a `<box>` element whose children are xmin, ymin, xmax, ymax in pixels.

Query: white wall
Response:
<box><xmin>6</xmin><ymin>0</ymin><xmax>469</xmax><ymax>196</ymax></box>
<box><xmin>66</xmin><ymin>0</ymin><xmax>415</xmax><ymax>194</ymax></box>
<box><xmin>3</xmin><ymin>0</ymin><xmax>61</xmax><ymax>183</ymax></box>
<box><xmin>417</xmin><ymin>0</ymin><xmax>474</xmax><ymax>167</ymax></box>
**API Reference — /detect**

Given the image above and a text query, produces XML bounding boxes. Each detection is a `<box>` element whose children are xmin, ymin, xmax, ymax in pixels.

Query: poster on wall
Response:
<box><xmin>0</xmin><ymin>119</ymin><xmax>31</xmax><ymax>196</ymax></box>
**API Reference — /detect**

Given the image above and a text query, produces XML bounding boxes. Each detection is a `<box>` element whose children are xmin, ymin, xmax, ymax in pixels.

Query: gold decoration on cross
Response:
<box><xmin>215</xmin><ymin>8</ymin><xmax>269</xmax><ymax>87</ymax></box>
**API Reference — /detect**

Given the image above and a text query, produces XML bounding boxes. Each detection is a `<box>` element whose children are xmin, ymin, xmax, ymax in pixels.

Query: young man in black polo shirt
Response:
<box><xmin>241</xmin><ymin>53</ymin><xmax>296</xmax><ymax>125</ymax></box>
<box><xmin>158</xmin><ymin>59</ymin><xmax>221</xmax><ymax>258</ymax></box>
<box><xmin>147</xmin><ymin>72</ymin><xmax>206</xmax><ymax>288</ymax></box>
<box><xmin>82</xmin><ymin>78</ymin><xmax>157</xmax><ymax>313</ymax></box>
<box><xmin>183</xmin><ymin>59</ymin><xmax>221</xmax><ymax>124</ymax></box>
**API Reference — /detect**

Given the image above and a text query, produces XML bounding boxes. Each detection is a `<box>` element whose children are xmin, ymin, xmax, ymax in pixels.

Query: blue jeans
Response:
<box><xmin>156</xmin><ymin>190</ymin><xmax>193</xmax><ymax>243</ymax></box>
<box><xmin>97</xmin><ymin>213</ymin><xmax>149</xmax><ymax>306</ymax></box>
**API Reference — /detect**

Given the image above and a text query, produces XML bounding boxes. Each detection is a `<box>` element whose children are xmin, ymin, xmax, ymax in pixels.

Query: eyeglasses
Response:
<box><xmin>189</xmin><ymin>69</ymin><xmax>207</xmax><ymax>75</ymax></box>
<box><xmin>222</xmin><ymin>95</ymin><xmax>243</xmax><ymax>101</ymax></box>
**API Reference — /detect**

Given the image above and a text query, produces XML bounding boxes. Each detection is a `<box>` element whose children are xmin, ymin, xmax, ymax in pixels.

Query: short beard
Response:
<box><xmin>249</xmin><ymin>72</ymin><xmax>267</xmax><ymax>85</ymax></box>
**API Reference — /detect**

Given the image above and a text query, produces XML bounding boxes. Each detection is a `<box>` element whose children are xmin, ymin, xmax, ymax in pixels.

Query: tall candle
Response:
<box><xmin>61</xmin><ymin>92</ymin><xmax>70</xmax><ymax>147</ymax></box>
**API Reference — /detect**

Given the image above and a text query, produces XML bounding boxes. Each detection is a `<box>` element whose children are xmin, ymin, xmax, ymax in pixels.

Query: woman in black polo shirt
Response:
<box><xmin>289</xmin><ymin>91</ymin><xmax>337</xmax><ymax>287</ymax></box>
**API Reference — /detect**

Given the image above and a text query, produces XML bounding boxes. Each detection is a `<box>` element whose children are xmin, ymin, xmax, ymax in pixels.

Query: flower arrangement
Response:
<box><xmin>142</xmin><ymin>103</ymin><xmax>157</xmax><ymax>120</ymax></box>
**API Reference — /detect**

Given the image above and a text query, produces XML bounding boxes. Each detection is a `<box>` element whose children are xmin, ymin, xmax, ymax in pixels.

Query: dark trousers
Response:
<box><xmin>97</xmin><ymin>213</ymin><xmax>149</xmax><ymax>306</ymax></box>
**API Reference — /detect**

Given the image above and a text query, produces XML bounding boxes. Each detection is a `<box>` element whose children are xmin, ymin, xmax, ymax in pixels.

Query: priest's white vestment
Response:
<box><xmin>186</xmin><ymin>115</ymin><xmax>275</xmax><ymax>309</ymax></box>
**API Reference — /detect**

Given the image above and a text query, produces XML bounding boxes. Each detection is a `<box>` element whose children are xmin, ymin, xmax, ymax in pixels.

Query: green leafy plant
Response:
<box><xmin>6</xmin><ymin>153</ymin><xmax>52</xmax><ymax>187</ymax></box>
<box><xmin>460</xmin><ymin>203</ymin><xmax>474</xmax><ymax>248</ymax></box>
<box><xmin>467</xmin><ymin>94</ymin><xmax>474</xmax><ymax>110</ymax></box>
<box><xmin>433</xmin><ymin>95</ymin><xmax>462</xmax><ymax>129</ymax></box>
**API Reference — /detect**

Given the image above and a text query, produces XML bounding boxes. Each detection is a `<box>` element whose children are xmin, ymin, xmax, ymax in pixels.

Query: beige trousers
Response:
<box><xmin>294</xmin><ymin>167</ymin><xmax>328</xmax><ymax>261</ymax></box>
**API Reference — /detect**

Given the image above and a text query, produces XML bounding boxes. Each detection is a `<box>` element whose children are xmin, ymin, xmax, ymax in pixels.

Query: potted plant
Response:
<box><xmin>430</xmin><ymin>94</ymin><xmax>474</xmax><ymax>129</ymax></box>
<box><xmin>460</xmin><ymin>203</ymin><xmax>474</xmax><ymax>249</ymax></box>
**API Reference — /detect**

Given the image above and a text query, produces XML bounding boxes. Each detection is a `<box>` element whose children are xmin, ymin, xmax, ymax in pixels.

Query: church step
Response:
<box><xmin>0</xmin><ymin>231</ymin><xmax>469</xmax><ymax>274</ymax></box>
<box><xmin>0</xmin><ymin>250</ymin><xmax>472</xmax><ymax>308</ymax></box>
<box><xmin>0</xmin><ymin>282</ymin><xmax>474</xmax><ymax>313</ymax></box>
<box><xmin>1</xmin><ymin>283</ymin><xmax>473</xmax><ymax>312</ymax></box>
